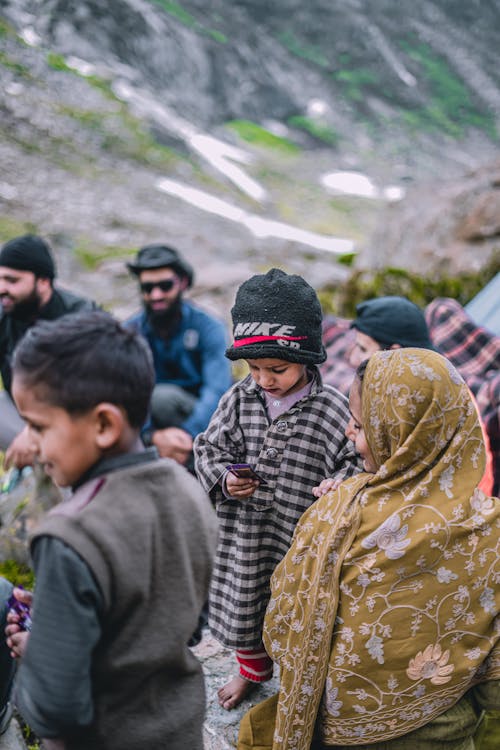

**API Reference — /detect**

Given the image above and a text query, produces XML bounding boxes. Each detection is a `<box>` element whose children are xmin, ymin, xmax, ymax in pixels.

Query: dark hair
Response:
<box><xmin>355</xmin><ymin>358</ymin><xmax>369</xmax><ymax>383</ymax></box>
<box><xmin>12</xmin><ymin>311</ymin><xmax>155</xmax><ymax>428</ymax></box>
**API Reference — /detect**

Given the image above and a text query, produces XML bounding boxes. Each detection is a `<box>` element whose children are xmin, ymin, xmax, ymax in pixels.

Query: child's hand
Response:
<box><xmin>312</xmin><ymin>477</ymin><xmax>342</xmax><ymax>498</ymax></box>
<box><xmin>4</xmin><ymin>425</ymin><xmax>38</xmax><ymax>469</ymax></box>
<box><xmin>226</xmin><ymin>472</ymin><xmax>259</xmax><ymax>499</ymax></box>
<box><xmin>5</xmin><ymin>586</ymin><xmax>33</xmax><ymax>659</ymax></box>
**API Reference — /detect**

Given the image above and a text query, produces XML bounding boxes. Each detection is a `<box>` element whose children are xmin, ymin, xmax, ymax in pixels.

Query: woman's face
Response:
<box><xmin>348</xmin><ymin>331</ymin><xmax>382</xmax><ymax>368</ymax></box>
<box><xmin>346</xmin><ymin>378</ymin><xmax>377</xmax><ymax>473</ymax></box>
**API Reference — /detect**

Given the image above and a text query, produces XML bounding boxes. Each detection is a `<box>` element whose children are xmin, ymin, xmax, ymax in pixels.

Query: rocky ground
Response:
<box><xmin>0</xmin><ymin>630</ymin><xmax>279</xmax><ymax>750</ymax></box>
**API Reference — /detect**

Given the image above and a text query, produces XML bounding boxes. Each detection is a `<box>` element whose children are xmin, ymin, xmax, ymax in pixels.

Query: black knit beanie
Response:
<box><xmin>226</xmin><ymin>268</ymin><xmax>326</xmax><ymax>365</ymax></box>
<box><xmin>0</xmin><ymin>234</ymin><xmax>56</xmax><ymax>280</ymax></box>
<box><xmin>351</xmin><ymin>296</ymin><xmax>435</xmax><ymax>349</ymax></box>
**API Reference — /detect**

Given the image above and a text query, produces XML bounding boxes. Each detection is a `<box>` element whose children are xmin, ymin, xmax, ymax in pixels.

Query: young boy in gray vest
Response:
<box><xmin>194</xmin><ymin>269</ymin><xmax>360</xmax><ymax>710</ymax></box>
<box><xmin>5</xmin><ymin>311</ymin><xmax>217</xmax><ymax>750</ymax></box>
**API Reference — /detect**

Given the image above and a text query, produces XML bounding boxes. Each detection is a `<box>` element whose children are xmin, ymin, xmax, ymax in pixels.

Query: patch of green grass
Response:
<box><xmin>398</xmin><ymin>41</ymin><xmax>498</xmax><ymax>139</ymax></box>
<box><xmin>46</xmin><ymin>51</ymin><xmax>75</xmax><ymax>73</ymax></box>
<box><xmin>320</xmin><ymin>253</ymin><xmax>500</xmax><ymax>317</ymax></box>
<box><xmin>152</xmin><ymin>0</ymin><xmax>196</xmax><ymax>26</ymax></box>
<box><xmin>0</xmin><ymin>560</ymin><xmax>34</xmax><ymax>588</ymax></box>
<box><xmin>206</xmin><ymin>28</ymin><xmax>227</xmax><ymax>43</ymax></box>
<box><xmin>74</xmin><ymin>241</ymin><xmax>136</xmax><ymax>271</ymax></box>
<box><xmin>14</xmin><ymin>499</ymin><xmax>29</xmax><ymax>514</ymax></box>
<box><xmin>277</xmin><ymin>30</ymin><xmax>329</xmax><ymax>68</ymax></box>
<box><xmin>337</xmin><ymin>252</ymin><xmax>356</xmax><ymax>267</ymax></box>
<box><xmin>0</xmin><ymin>17</ymin><xmax>16</xmax><ymax>37</ymax></box>
<box><xmin>56</xmin><ymin>92</ymin><xmax>178</xmax><ymax>170</ymax></box>
<box><xmin>57</xmin><ymin>105</ymin><xmax>108</xmax><ymax>130</ymax></box>
<box><xmin>333</xmin><ymin>68</ymin><xmax>379</xmax><ymax>102</ymax></box>
<box><xmin>151</xmin><ymin>0</ymin><xmax>227</xmax><ymax>42</ymax></box>
<box><xmin>0</xmin><ymin>216</ymin><xmax>38</xmax><ymax>242</ymax></box>
<box><xmin>287</xmin><ymin>115</ymin><xmax>338</xmax><ymax>146</ymax></box>
<box><xmin>0</xmin><ymin>51</ymin><xmax>31</xmax><ymax>77</ymax></box>
<box><xmin>226</xmin><ymin>120</ymin><xmax>300</xmax><ymax>154</ymax></box>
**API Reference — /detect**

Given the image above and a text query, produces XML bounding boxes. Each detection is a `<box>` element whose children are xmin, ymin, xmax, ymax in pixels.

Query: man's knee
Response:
<box><xmin>150</xmin><ymin>384</ymin><xmax>196</xmax><ymax>428</ymax></box>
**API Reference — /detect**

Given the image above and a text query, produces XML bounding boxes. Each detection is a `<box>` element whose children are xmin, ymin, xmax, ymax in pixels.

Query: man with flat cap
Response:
<box><xmin>126</xmin><ymin>243</ymin><xmax>232</xmax><ymax>465</ymax></box>
<box><xmin>0</xmin><ymin>234</ymin><xmax>96</xmax><ymax>469</ymax></box>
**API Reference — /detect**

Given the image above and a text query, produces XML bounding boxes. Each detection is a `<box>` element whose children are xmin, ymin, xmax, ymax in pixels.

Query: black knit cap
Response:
<box><xmin>127</xmin><ymin>244</ymin><xmax>194</xmax><ymax>288</ymax></box>
<box><xmin>352</xmin><ymin>296</ymin><xmax>434</xmax><ymax>349</ymax></box>
<box><xmin>226</xmin><ymin>268</ymin><xmax>326</xmax><ymax>364</ymax></box>
<box><xmin>0</xmin><ymin>234</ymin><xmax>56</xmax><ymax>280</ymax></box>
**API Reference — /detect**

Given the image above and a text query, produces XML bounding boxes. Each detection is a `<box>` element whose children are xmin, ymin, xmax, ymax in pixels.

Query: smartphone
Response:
<box><xmin>226</xmin><ymin>463</ymin><xmax>268</xmax><ymax>485</ymax></box>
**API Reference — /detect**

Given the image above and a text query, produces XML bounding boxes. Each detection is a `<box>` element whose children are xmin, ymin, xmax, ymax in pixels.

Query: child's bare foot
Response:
<box><xmin>218</xmin><ymin>676</ymin><xmax>256</xmax><ymax>710</ymax></box>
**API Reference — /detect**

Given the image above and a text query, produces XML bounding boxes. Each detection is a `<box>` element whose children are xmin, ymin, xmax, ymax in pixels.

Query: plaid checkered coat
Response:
<box><xmin>426</xmin><ymin>297</ymin><xmax>500</xmax><ymax>496</ymax></box>
<box><xmin>193</xmin><ymin>367</ymin><xmax>361</xmax><ymax>648</ymax></box>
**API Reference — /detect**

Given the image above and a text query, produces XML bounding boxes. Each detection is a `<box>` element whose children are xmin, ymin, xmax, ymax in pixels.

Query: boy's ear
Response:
<box><xmin>93</xmin><ymin>403</ymin><xmax>125</xmax><ymax>449</ymax></box>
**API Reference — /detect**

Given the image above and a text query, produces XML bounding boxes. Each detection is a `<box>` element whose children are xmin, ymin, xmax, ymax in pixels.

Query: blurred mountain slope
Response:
<box><xmin>0</xmin><ymin>0</ymin><xmax>499</xmax><ymax>316</ymax></box>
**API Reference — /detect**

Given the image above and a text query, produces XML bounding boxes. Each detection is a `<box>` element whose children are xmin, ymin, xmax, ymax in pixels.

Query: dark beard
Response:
<box><xmin>145</xmin><ymin>295</ymin><xmax>183</xmax><ymax>337</ymax></box>
<box><xmin>8</xmin><ymin>287</ymin><xmax>43</xmax><ymax>322</ymax></box>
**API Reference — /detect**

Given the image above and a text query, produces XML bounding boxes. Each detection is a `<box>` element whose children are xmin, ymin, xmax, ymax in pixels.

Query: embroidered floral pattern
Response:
<box><xmin>361</xmin><ymin>513</ymin><xmax>411</xmax><ymax>559</ymax></box>
<box><xmin>407</xmin><ymin>643</ymin><xmax>455</xmax><ymax>684</ymax></box>
<box><xmin>264</xmin><ymin>349</ymin><xmax>500</xmax><ymax>750</ymax></box>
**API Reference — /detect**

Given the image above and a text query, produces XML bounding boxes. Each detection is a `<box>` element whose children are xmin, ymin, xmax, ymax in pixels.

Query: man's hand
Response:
<box><xmin>4</xmin><ymin>426</ymin><xmax>37</xmax><ymax>470</ymax></box>
<box><xmin>152</xmin><ymin>427</ymin><xmax>193</xmax><ymax>464</ymax></box>
<box><xmin>5</xmin><ymin>586</ymin><xmax>33</xmax><ymax>659</ymax></box>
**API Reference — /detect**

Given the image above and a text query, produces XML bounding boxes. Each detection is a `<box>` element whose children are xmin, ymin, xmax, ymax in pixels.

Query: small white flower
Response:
<box><xmin>439</xmin><ymin>465</ymin><xmax>456</xmax><ymax>498</ymax></box>
<box><xmin>465</xmin><ymin>647</ymin><xmax>481</xmax><ymax>660</ymax></box>
<box><xmin>436</xmin><ymin>567</ymin><xmax>458</xmax><ymax>584</ymax></box>
<box><xmin>366</xmin><ymin>634</ymin><xmax>385</xmax><ymax>664</ymax></box>
<box><xmin>357</xmin><ymin>573</ymin><xmax>371</xmax><ymax>587</ymax></box>
<box><xmin>479</xmin><ymin>587</ymin><xmax>496</xmax><ymax>615</ymax></box>
<box><xmin>324</xmin><ymin>679</ymin><xmax>343</xmax><ymax>717</ymax></box>
<box><xmin>471</xmin><ymin>491</ymin><xmax>495</xmax><ymax>524</ymax></box>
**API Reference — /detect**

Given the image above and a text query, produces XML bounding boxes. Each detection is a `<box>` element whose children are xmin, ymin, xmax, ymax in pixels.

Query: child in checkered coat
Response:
<box><xmin>194</xmin><ymin>269</ymin><xmax>361</xmax><ymax>710</ymax></box>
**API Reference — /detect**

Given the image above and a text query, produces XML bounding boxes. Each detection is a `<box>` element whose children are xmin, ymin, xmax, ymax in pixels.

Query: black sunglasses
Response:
<box><xmin>140</xmin><ymin>279</ymin><xmax>176</xmax><ymax>294</ymax></box>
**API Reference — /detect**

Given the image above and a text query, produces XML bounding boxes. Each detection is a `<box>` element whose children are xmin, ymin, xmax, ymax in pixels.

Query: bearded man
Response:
<box><xmin>125</xmin><ymin>244</ymin><xmax>231</xmax><ymax>465</ymax></box>
<box><xmin>0</xmin><ymin>234</ymin><xmax>97</xmax><ymax>470</ymax></box>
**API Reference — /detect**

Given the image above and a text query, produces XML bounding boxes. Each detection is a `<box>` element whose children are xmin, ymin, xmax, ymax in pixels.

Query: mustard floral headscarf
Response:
<box><xmin>264</xmin><ymin>348</ymin><xmax>500</xmax><ymax>749</ymax></box>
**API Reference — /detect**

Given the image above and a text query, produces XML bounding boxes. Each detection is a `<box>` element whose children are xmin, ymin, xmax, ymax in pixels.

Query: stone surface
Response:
<box><xmin>0</xmin><ymin>633</ymin><xmax>278</xmax><ymax>750</ymax></box>
<box><xmin>193</xmin><ymin>631</ymin><xmax>279</xmax><ymax>750</ymax></box>
<box><xmin>0</xmin><ymin>467</ymin><xmax>62</xmax><ymax>566</ymax></box>
<box><xmin>0</xmin><ymin>717</ymin><xmax>25</xmax><ymax>750</ymax></box>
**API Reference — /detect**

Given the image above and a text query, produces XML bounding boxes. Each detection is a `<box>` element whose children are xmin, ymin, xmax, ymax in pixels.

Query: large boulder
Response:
<box><xmin>0</xmin><ymin>465</ymin><xmax>62</xmax><ymax>565</ymax></box>
<box><xmin>360</xmin><ymin>161</ymin><xmax>500</xmax><ymax>275</ymax></box>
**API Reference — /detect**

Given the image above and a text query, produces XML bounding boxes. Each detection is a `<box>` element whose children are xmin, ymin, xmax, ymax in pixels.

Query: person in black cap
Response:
<box><xmin>348</xmin><ymin>295</ymin><xmax>434</xmax><ymax>368</ymax></box>
<box><xmin>125</xmin><ymin>243</ymin><xmax>231</xmax><ymax>465</ymax></box>
<box><xmin>0</xmin><ymin>234</ymin><xmax>97</xmax><ymax>470</ymax></box>
<box><xmin>340</xmin><ymin>294</ymin><xmax>494</xmax><ymax>498</ymax></box>
<box><xmin>194</xmin><ymin>268</ymin><xmax>360</xmax><ymax>710</ymax></box>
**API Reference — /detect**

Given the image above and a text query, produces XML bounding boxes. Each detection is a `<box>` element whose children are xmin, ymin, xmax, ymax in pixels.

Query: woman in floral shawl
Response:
<box><xmin>248</xmin><ymin>348</ymin><xmax>500</xmax><ymax>750</ymax></box>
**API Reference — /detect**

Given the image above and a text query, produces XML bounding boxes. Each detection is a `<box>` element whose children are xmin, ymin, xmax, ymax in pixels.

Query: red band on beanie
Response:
<box><xmin>233</xmin><ymin>334</ymin><xmax>307</xmax><ymax>347</ymax></box>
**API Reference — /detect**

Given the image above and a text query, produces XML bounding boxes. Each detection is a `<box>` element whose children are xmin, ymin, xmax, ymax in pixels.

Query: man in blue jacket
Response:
<box><xmin>126</xmin><ymin>244</ymin><xmax>232</xmax><ymax>466</ymax></box>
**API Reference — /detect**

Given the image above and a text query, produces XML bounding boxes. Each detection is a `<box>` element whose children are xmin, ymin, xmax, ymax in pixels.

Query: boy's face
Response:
<box><xmin>246</xmin><ymin>358</ymin><xmax>309</xmax><ymax>400</ymax></box>
<box><xmin>12</xmin><ymin>377</ymin><xmax>102</xmax><ymax>487</ymax></box>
